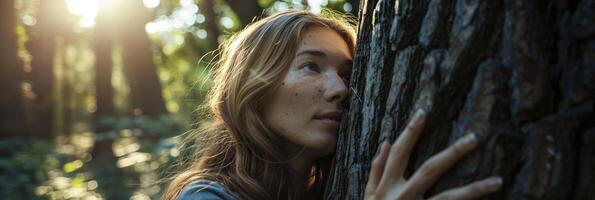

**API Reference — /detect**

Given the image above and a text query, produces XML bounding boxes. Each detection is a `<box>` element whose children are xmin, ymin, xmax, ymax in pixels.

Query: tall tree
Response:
<box><xmin>117</xmin><ymin>0</ymin><xmax>167</xmax><ymax>117</ymax></box>
<box><xmin>224</xmin><ymin>0</ymin><xmax>264</xmax><ymax>26</ymax></box>
<box><xmin>93</xmin><ymin>5</ymin><xmax>117</xmax><ymax>121</ymax></box>
<box><xmin>91</xmin><ymin>3</ymin><xmax>117</xmax><ymax>160</ymax></box>
<box><xmin>200</xmin><ymin>0</ymin><xmax>222</xmax><ymax>49</ymax></box>
<box><xmin>25</xmin><ymin>0</ymin><xmax>68</xmax><ymax>138</ymax></box>
<box><xmin>0</xmin><ymin>0</ymin><xmax>26</xmax><ymax>138</ymax></box>
<box><xmin>90</xmin><ymin>7</ymin><xmax>133</xmax><ymax>200</ymax></box>
<box><xmin>89</xmin><ymin>4</ymin><xmax>164</xmax><ymax>197</ymax></box>
<box><xmin>325</xmin><ymin>0</ymin><xmax>594</xmax><ymax>199</ymax></box>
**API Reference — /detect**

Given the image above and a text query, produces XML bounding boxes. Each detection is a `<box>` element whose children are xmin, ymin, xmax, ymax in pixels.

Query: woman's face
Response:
<box><xmin>262</xmin><ymin>26</ymin><xmax>352</xmax><ymax>159</ymax></box>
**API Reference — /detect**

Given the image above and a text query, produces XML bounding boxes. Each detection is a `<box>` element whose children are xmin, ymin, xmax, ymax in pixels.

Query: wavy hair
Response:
<box><xmin>163</xmin><ymin>10</ymin><xmax>356</xmax><ymax>200</ymax></box>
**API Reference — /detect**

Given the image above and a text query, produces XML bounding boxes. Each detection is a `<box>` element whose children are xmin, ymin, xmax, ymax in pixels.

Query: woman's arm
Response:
<box><xmin>364</xmin><ymin>109</ymin><xmax>502</xmax><ymax>200</ymax></box>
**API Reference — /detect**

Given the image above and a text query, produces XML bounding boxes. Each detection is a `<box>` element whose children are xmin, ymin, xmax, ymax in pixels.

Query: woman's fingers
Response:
<box><xmin>365</xmin><ymin>142</ymin><xmax>390</xmax><ymax>195</ymax></box>
<box><xmin>406</xmin><ymin>133</ymin><xmax>478</xmax><ymax>194</ymax></box>
<box><xmin>429</xmin><ymin>176</ymin><xmax>503</xmax><ymax>200</ymax></box>
<box><xmin>378</xmin><ymin>109</ymin><xmax>427</xmax><ymax>186</ymax></box>
<box><xmin>364</xmin><ymin>109</ymin><xmax>502</xmax><ymax>200</ymax></box>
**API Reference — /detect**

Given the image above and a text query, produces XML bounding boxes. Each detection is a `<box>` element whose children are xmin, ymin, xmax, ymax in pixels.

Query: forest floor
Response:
<box><xmin>1</xmin><ymin>116</ymin><xmax>186</xmax><ymax>200</ymax></box>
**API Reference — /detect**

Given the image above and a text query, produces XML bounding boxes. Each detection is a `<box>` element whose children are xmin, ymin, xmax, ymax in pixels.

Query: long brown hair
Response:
<box><xmin>163</xmin><ymin>10</ymin><xmax>356</xmax><ymax>200</ymax></box>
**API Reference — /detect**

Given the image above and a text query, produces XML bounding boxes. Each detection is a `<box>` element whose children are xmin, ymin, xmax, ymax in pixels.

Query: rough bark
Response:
<box><xmin>325</xmin><ymin>0</ymin><xmax>594</xmax><ymax>199</ymax></box>
<box><xmin>0</xmin><ymin>0</ymin><xmax>26</xmax><ymax>138</ymax></box>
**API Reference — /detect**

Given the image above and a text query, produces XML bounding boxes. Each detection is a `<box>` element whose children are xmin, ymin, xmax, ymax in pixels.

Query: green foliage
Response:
<box><xmin>258</xmin><ymin>0</ymin><xmax>277</xmax><ymax>7</ymax></box>
<box><xmin>0</xmin><ymin>139</ymin><xmax>61</xmax><ymax>200</ymax></box>
<box><xmin>0</xmin><ymin>115</ymin><xmax>186</xmax><ymax>199</ymax></box>
<box><xmin>95</xmin><ymin>114</ymin><xmax>188</xmax><ymax>139</ymax></box>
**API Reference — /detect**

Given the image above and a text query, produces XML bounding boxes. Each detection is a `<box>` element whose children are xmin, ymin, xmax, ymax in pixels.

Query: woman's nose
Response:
<box><xmin>323</xmin><ymin>72</ymin><xmax>348</xmax><ymax>103</ymax></box>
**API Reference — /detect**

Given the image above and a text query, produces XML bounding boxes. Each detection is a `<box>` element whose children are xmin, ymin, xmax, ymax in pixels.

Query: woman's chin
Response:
<box><xmin>307</xmin><ymin>136</ymin><xmax>337</xmax><ymax>157</ymax></box>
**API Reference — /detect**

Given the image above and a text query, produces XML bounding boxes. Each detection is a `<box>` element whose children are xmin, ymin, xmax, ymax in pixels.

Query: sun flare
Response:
<box><xmin>65</xmin><ymin>0</ymin><xmax>160</xmax><ymax>28</ymax></box>
<box><xmin>66</xmin><ymin>0</ymin><xmax>98</xmax><ymax>28</ymax></box>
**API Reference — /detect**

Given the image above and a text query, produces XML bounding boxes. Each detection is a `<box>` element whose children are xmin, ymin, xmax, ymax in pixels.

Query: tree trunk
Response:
<box><xmin>0</xmin><ymin>0</ymin><xmax>26</xmax><ymax>138</ymax></box>
<box><xmin>26</xmin><ymin>0</ymin><xmax>61</xmax><ymax>138</ymax></box>
<box><xmin>25</xmin><ymin>0</ymin><xmax>69</xmax><ymax>138</ymax></box>
<box><xmin>94</xmin><ymin>6</ymin><xmax>116</xmax><ymax>120</ymax></box>
<box><xmin>200</xmin><ymin>0</ymin><xmax>222</xmax><ymax>49</ymax></box>
<box><xmin>91</xmin><ymin>3</ymin><xmax>117</xmax><ymax>160</ymax></box>
<box><xmin>117</xmin><ymin>0</ymin><xmax>167</xmax><ymax>117</ymax></box>
<box><xmin>325</xmin><ymin>0</ymin><xmax>594</xmax><ymax>199</ymax></box>
<box><xmin>225</xmin><ymin>0</ymin><xmax>264</xmax><ymax>26</ymax></box>
<box><xmin>90</xmin><ymin>7</ymin><xmax>132</xmax><ymax>200</ymax></box>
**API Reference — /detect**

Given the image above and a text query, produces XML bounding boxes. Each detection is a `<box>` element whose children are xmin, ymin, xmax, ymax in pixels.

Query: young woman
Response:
<box><xmin>163</xmin><ymin>10</ymin><xmax>502</xmax><ymax>200</ymax></box>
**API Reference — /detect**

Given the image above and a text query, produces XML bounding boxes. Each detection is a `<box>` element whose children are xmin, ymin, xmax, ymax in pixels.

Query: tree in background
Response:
<box><xmin>0</xmin><ymin>0</ymin><xmax>361</xmax><ymax>198</ymax></box>
<box><xmin>25</xmin><ymin>0</ymin><xmax>70</xmax><ymax>138</ymax></box>
<box><xmin>225</xmin><ymin>0</ymin><xmax>265</xmax><ymax>26</ymax></box>
<box><xmin>199</xmin><ymin>0</ymin><xmax>222</xmax><ymax>49</ymax></box>
<box><xmin>325</xmin><ymin>0</ymin><xmax>594</xmax><ymax>199</ymax></box>
<box><xmin>90</xmin><ymin>0</ymin><xmax>116</xmax><ymax>161</ymax></box>
<box><xmin>0</xmin><ymin>0</ymin><xmax>26</xmax><ymax>139</ymax></box>
<box><xmin>90</xmin><ymin>2</ymin><xmax>167</xmax><ymax>198</ymax></box>
<box><xmin>118</xmin><ymin>0</ymin><xmax>167</xmax><ymax>117</ymax></box>
<box><xmin>93</xmin><ymin>4</ymin><xmax>116</xmax><ymax>121</ymax></box>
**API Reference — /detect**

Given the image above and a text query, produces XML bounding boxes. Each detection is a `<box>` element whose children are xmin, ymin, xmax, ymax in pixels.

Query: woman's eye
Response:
<box><xmin>341</xmin><ymin>69</ymin><xmax>352</xmax><ymax>81</ymax></box>
<box><xmin>341</xmin><ymin>73</ymin><xmax>351</xmax><ymax>83</ymax></box>
<box><xmin>301</xmin><ymin>62</ymin><xmax>320</xmax><ymax>73</ymax></box>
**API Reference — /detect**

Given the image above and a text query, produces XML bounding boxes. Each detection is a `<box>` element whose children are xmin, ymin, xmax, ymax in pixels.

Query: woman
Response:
<box><xmin>163</xmin><ymin>10</ymin><xmax>502</xmax><ymax>200</ymax></box>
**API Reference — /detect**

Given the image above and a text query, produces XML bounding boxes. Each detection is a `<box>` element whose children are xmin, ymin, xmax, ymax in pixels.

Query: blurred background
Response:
<box><xmin>0</xmin><ymin>0</ymin><xmax>358</xmax><ymax>199</ymax></box>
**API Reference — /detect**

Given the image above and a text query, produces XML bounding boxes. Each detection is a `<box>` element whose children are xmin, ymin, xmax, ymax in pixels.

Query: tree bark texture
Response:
<box><xmin>325</xmin><ymin>0</ymin><xmax>594</xmax><ymax>199</ymax></box>
<box><xmin>0</xmin><ymin>0</ymin><xmax>26</xmax><ymax>138</ymax></box>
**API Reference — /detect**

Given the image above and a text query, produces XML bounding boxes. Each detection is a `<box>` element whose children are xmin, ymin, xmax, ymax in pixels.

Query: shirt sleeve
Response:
<box><xmin>177</xmin><ymin>180</ymin><xmax>237</xmax><ymax>200</ymax></box>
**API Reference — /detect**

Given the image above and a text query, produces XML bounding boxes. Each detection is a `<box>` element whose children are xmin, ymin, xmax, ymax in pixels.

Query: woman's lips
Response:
<box><xmin>315</xmin><ymin>118</ymin><xmax>340</xmax><ymax>130</ymax></box>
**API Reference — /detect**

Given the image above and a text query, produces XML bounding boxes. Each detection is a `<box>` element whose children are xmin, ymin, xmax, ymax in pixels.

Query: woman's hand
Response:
<box><xmin>364</xmin><ymin>109</ymin><xmax>502</xmax><ymax>200</ymax></box>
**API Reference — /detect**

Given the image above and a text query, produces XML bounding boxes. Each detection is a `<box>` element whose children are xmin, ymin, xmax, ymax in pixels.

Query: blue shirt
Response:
<box><xmin>178</xmin><ymin>180</ymin><xmax>237</xmax><ymax>200</ymax></box>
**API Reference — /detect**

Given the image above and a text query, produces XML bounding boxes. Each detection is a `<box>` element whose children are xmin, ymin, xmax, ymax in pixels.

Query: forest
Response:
<box><xmin>2</xmin><ymin>0</ymin><xmax>594</xmax><ymax>199</ymax></box>
<box><xmin>0</xmin><ymin>0</ymin><xmax>356</xmax><ymax>199</ymax></box>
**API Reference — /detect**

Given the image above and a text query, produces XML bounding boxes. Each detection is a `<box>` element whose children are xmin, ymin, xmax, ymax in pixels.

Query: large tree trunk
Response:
<box><xmin>325</xmin><ymin>0</ymin><xmax>594</xmax><ymax>199</ymax></box>
<box><xmin>0</xmin><ymin>0</ymin><xmax>26</xmax><ymax>138</ymax></box>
